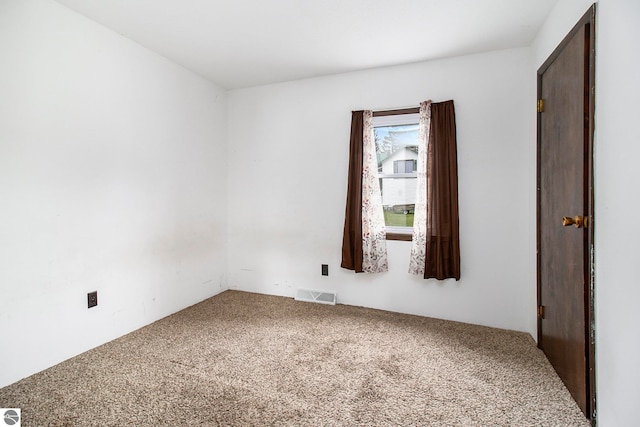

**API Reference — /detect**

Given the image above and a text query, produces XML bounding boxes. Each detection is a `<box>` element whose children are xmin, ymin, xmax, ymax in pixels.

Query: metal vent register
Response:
<box><xmin>294</xmin><ymin>289</ymin><xmax>336</xmax><ymax>305</ymax></box>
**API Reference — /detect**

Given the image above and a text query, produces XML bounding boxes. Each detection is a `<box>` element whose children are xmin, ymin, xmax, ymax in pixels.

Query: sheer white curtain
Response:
<box><xmin>408</xmin><ymin>101</ymin><xmax>431</xmax><ymax>275</ymax></box>
<box><xmin>361</xmin><ymin>110</ymin><xmax>388</xmax><ymax>273</ymax></box>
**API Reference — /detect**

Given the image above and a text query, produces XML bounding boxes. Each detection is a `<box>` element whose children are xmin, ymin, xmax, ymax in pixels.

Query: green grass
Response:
<box><xmin>384</xmin><ymin>211</ymin><xmax>414</xmax><ymax>227</ymax></box>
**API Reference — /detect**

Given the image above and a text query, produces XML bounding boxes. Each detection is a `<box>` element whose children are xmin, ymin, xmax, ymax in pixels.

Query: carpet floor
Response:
<box><xmin>0</xmin><ymin>290</ymin><xmax>589</xmax><ymax>426</ymax></box>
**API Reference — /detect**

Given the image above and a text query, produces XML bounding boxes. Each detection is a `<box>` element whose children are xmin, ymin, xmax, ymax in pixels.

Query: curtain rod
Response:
<box><xmin>372</xmin><ymin>107</ymin><xmax>419</xmax><ymax>117</ymax></box>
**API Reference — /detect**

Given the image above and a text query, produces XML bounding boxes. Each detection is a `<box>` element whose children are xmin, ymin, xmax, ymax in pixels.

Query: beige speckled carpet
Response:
<box><xmin>0</xmin><ymin>290</ymin><xmax>589</xmax><ymax>426</ymax></box>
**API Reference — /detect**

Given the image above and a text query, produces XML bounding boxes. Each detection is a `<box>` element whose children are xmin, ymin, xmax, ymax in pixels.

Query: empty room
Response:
<box><xmin>0</xmin><ymin>0</ymin><xmax>638</xmax><ymax>425</ymax></box>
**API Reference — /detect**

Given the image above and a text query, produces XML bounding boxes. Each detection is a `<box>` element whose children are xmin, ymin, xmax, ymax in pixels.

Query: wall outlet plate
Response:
<box><xmin>321</xmin><ymin>264</ymin><xmax>329</xmax><ymax>276</ymax></box>
<box><xmin>88</xmin><ymin>291</ymin><xmax>98</xmax><ymax>308</ymax></box>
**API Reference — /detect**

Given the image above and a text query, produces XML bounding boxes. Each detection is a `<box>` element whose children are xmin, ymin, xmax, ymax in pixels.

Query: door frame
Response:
<box><xmin>536</xmin><ymin>4</ymin><xmax>596</xmax><ymax>422</ymax></box>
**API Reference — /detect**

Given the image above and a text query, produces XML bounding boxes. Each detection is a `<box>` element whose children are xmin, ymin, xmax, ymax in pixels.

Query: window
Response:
<box><xmin>394</xmin><ymin>159</ymin><xmax>417</xmax><ymax>174</ymax></box>
<box><xmin>342</xmin><ymin>101</ymin><xmax>459</xmax><ymax>277</ymax></box>
<box><xmin>373</xmin><ymin>109</ymin><xmax>420</xmax><ymax>240</ymax></box>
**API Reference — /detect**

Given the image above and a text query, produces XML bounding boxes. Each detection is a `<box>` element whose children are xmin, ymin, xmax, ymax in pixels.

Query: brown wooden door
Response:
<box><xmin>537</xmin><ymin>5</ymin><xmax>595</xmax><ymax>420</ymax></box>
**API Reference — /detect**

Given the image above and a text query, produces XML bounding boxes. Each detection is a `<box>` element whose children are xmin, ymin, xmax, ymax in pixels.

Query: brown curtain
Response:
<box><xmin>341</xmin><ymin>111</ymin><xmax>364</xmax><ymax>272</ymax></box>
<box><xmin>424</xmin><ymin>101</ymin><xmax>460</xmax><ymax>280</ymax></box>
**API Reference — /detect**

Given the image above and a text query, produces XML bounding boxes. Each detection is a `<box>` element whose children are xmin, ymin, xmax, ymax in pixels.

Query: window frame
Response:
<box><xmin>372</xmin><ymin>107</ymin><xmax>420</xmax><ymax>242</ymax></box>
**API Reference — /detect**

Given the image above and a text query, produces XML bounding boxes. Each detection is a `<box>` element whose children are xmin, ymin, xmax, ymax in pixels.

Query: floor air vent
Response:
<box><xmin>295</xmin><ymin>289</ymin><xmax>336</xmax><ymax>305</ymax></box>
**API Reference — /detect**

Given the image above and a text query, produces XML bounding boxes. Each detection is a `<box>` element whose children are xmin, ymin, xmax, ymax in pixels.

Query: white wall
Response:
<box><xmin>593</xmin><ymin>1</ymin><xmax>640</xmax><ymax>425</ymax></box>
<box><xmin>533</xmin><ymin>0</ymin><xmax>640</xmax><ymax>424</ymax></box>
<box><xmin>0</xmin><ymin>0</ymin><xmax>228</xmax><ymax>388</ymax></box>
<box><xmin>227</xmin><ymin>48</ymin><xmax>536</xmax><ymax>335</ymax></box>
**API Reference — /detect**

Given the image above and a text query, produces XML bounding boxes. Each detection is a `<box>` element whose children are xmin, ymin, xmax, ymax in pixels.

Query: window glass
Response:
<box><xmin>374</xmin><ymin>119</ymin><xmax>419</xmax><ymax>233</ymax></box>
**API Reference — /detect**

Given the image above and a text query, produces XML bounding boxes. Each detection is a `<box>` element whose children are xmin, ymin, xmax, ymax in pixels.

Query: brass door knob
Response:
<box><xmin>562</xmin><ymin>216</ymin><xmax>587</xmax><ymax>228</ymax></box>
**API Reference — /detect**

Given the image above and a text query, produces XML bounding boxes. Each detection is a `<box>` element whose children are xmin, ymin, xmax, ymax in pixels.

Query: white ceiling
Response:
<box><xmin>53</xmin><ymin>0</ymin><xmax>558</xmax><ymax>89</ymax></box>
